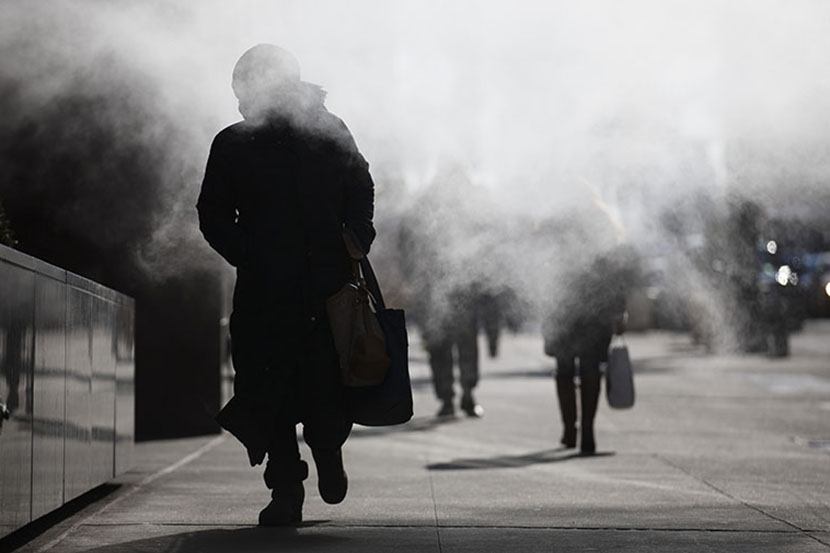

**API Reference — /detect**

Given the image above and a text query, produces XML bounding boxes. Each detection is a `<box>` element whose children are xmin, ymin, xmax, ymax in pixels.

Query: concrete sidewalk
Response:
<box><xmin>10</xmin><ymin>323</ymin><xmax>830</xmax><ymax>552</ymax></box>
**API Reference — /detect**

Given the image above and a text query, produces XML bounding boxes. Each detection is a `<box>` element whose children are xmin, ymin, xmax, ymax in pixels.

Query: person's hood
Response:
<box><xmin>297</xmin><ymin>81</ymin><xmax>327</xmax><ymax>109</ymax></box>
<box><xmin>243</xmin><ymin>81</ymin><xmax>329</xmax><ymax>130</ymax></box>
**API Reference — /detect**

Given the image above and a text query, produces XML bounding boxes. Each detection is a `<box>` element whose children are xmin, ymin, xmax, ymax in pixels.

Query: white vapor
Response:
<box><xmin>1</xmin><ymin>0</ymin><xmax>829</xmax><ymax>342</ymax></box>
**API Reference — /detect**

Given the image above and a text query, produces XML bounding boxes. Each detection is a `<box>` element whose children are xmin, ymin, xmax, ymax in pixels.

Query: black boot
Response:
<box><xmin>556</xmin><ymin>377</ymin><xmax>577</xmax><ymax>448</ymax></box>
<box><xmin>460</xmin><ymin>389</ymin><xmax>483</xmax><ymax>418</ymax></box>
<box><xmin>259</xmin><ymin>482</ymin><xmax>304</xmax><ymax>526</ymax></box>
<box><xmin>437</xmin><ymin>397</ymin><xmax>455</xmax><ymax>418</ymax></box>
<box><xmin>312</xmin><ymin>448</ymin><xmax>348</xmax><ymax>504</ymax></box>
<box><xmin>579</xmin><ymin>371</ymin><xmax>601</xmax><ymax>455</ymax></box>
<box><xmin>261</xmin><ymin>427</ymin><xmax>308</xmax><ymax>525</ymax></box>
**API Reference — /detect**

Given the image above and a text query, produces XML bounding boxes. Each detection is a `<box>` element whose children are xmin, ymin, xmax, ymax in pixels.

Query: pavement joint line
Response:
<box><xmin>332</xmin><ymin>525</ymin><xmax>817</xmax><ymax>534</ymax></box>
<box><xmin>74</xmin><ymin>522</ymin><xmax>821</xmax><ymax>533</ymax></box>
<box><xmin>426</xmin><ymin>451</ymin><xmax>444</xmax><ymax>553</ymax></box>
<box><xmin>652</xmin><ymin>452</ymin><xmax>830</xmax><ymax>549</ymax></box>
<box><xmin>807</xmin><ymin>532</ymin><xmax>830</xmax><ymax>549</ymax></box>
<box><xmin>630</xmin><ymin>395</ymin><xmax>811</xmax><ymax>401</ymax></box>
<box><xmin>34</xmin><ymin>434</ymin><xmax>228</xmax><ymax>553</ymax></box>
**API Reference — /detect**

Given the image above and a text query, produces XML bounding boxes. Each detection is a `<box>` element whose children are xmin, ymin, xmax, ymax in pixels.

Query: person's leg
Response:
<box><xmin>457</xmin><ymin>329</ymin><xmax>482</xmax><ymax>417</ymax></box>
<box><xmin>260</xmin><ymin>422</ymin><xmax>307</xmax><ymax>525</ymax></box>
<box><xmin>230</xmin><ymin>309</ymin><xmax>315</xmax><ymax>524</ymax></box>
<box><xmin>302</xmin><ymin>315</ymin><xmax>352</xmax><ymax>504</ymax></box>
<box><xmin>555</xmin><ymin>357</ymin><xmax>577</xmax><ymax>448</ymax></box>
<box><xmin>578</xmin><ymin>354</ymin><xmax>602</xmax><ymax>454</ymax></box>
<box><xmin>303</xmin><ymin>404</ymin><xmax>351</xmax><ymax>505</ymax></box>
<box><xmin>481</xmin><ymin>297</ymin><xmax>501</xmax><ymax>359</ymax></box>
<box><xmin>304</xmin><ymin>422</ymin><xmax>351</xmax><ymax>505</ymax></box>
<box><xmin>427</xmin><ymin>337</ymin><xmax>455</xmax><ymax>416</ymax></box>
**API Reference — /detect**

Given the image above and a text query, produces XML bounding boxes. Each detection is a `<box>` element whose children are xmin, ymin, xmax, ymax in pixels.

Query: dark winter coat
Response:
<box><xmin>543</xmin><ymin>253</ymin><xmax>628</xmax><ymax>361</ymax></box>
<box><xmin>197</xmin><ymin>85</ymin><xmax>375</xmax><ymax>394</ymax></box>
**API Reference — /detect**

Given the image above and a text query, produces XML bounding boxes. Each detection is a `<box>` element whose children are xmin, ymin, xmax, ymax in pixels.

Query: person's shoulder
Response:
<box><xmin>211</xmin><ymin>121</ymin><xmax>254</xmax><ymax>149</ymax></box>
<box><xmin>311</xmin><ymin>110</ymin><xmax>359</xmax><ymax>155</ymax></box>
<box><xmin>293</xmin><ymin>83</ymin><xmax>361</xmax><ymax>155</ymax></box>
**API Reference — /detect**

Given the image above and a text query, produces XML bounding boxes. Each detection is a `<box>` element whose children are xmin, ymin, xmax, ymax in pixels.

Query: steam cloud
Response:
<box><xmin>1</xmin><ymin>0</ymin><xmax>829</xmax><ymax>345</ymax></box>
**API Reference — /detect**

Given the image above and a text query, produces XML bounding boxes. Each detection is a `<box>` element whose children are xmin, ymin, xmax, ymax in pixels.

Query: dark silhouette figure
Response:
<box><xmin>421</xmin><ymin>284</ymin><xmax>487</xmax><ymax>418</ymax></box>
<box><xmin>395</xmin><ymin>166</ymin><xmax>511</xmax><ymax>419</ymax></box>
<box><xmin>692</xmin><ymin>197</ymin><xmax>794</xmax><ymax>355</ymax></box>
<box><xmin>480</xmin><ymin>287</ymin><xmax>524</xmax><ymax>358</ymax></box>
<box><xmin>1</xmin><ymin>313</ymin><xmax>27</xmax><ymax>417</ymax></box>
<box><xmin>197</xmin><ymin>44</ymin><xmax>375</xmax><ymax>526</ymax></box>
<box><xmin>708</xmin><ymin>198</ymin><xmax>775</xmax><ymax>353</ymax></box>
<box><xmin>542</xmin><ymin>249</ymin><xmax>630</xmax><ymax>454</ymax></box>
<box><xmin>423</xmin><ymin>285</ymin><xmax>523</xmax><ymax>417</ymax></box>
<box><xmin>481</xmin><ymin>296</ymin><xmax>502</xmax><ymax>358</ymax></box>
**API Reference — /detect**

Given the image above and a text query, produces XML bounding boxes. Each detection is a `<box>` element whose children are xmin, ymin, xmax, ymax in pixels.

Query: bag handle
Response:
<box><xmin>343</xmin><ymin>228</ymin><xmax>387</xmax><ymax>311</ymax></box>
<box><xmin>359</xmin><ymin>255</ymin><xmax>386</xmax><ymax>311</ymax></box>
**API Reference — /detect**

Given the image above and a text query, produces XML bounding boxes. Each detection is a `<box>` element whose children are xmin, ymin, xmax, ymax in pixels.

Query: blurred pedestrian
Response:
<box><xmin>480</xmin><ymin>287</ymin><xmax>524</xmax><ymax>358</ymax></box>
<box><xmin>197</xmin><ymin>44</ymin><xmax>376</xmax><ymax>525</ymax></box>
<box><xmin>542</xmin><ymin>249</ymin><xmax>631</xmax><ymax>454</ymax></box>
<box><xmin>395</xmin><ymin>164</ymin><xmax>522</xmax><ymax>418</ymax></box>
<box><xmin>421</xmin><ymin>284</ymin><xmax>487</xmax><ymax>417</ymax></box>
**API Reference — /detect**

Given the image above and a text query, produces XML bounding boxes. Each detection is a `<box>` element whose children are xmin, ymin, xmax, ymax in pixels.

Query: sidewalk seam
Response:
<box><xmin>34</xmin><ymin>434</ymin><xmax>227</xmax><ymax>553</ymax></box>
<box><xmin>654</xmin><ymin>453</ymin><xmax>830</xmax><ymax>549</ymax></box>
<box><xmin>427</xmin><ymin>452</ymin><xmax>444</xmax><ymax>553</ymax></box>
<box><xmin>74</xmin><ymin>522</ymin><xmax>826</xmax><ymax>533</ymax></box>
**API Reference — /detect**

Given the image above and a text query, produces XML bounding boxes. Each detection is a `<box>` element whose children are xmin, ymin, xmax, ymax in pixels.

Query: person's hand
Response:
<box><xmin>613</xmin><ymin>312</ymin><xmax>628</xmax><ymax>335</ymax></box>
<box><xmin>343</xmin><ymin>231</ymin><xmax>365</xmax><ymax>260</ymax></box>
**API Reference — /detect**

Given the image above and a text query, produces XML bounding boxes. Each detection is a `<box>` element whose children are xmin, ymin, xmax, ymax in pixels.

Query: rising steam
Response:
<box><xmin>1</xmin><ymin>0</ymin><xmax>829</xmax><ymax>346</ymax></box>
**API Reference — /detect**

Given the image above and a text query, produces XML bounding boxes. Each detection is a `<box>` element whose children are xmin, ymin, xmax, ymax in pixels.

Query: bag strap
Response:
<box><xmin>344</xmin><ymin>228</ymin><xmax>387</xmax><ymax>311</ymax></box>
<box><xmin>359</xmin><ymin>256</ymin><xmax>386</xmax><ymax>311</ymax></box>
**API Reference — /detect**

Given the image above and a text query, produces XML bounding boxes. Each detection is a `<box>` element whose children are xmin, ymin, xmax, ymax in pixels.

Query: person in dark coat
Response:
<box><xmin>395</xmin><ymin>169</ymin><xmax>494</xmax><ymax>419</ymax></box>
<box><xmin>542</xmin><ymin>249</ymin><xmax>630</xmax><ymax>454</ymax></box>
<box><xmin>197</xmin><ymin>44</ymin><xmax>376</xmax><ymax>526</ymax></box>
<box><xmin>480</xmin><ymin>286</ymin><xmax>524</xmax><ymax>358</ymax></box>
<box><xmin>421</xmin><ymin>284</ymin><xmax>486</xmax><ymax>417</ymax></box>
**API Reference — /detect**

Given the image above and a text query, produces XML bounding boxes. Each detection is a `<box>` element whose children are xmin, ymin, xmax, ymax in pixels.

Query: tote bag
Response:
<box><xmin>606</xmin><ymin>341</ymin><xmax>635</xmax><ymax>409</ymax></box>
<box><xmin>326</xmin><ymin>261</ymin><xmax>391</xmax><ymax>387</ymax></box>
<box><xmin>341</xmin><ymin>231</ymin><xmax>413</xmax><ymax>426</ymax></box>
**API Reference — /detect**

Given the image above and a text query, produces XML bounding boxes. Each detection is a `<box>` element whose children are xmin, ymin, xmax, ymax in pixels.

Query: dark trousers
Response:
<box><xmin>231</xmin><ymin>310</ymin><xmax>352</xmax><ymax>491</ymax></box>
<box><xmin>427</xmin><ymin>329</ymin><xmax>479</xmax><ymax>401</ymax></box>
<box><xmin>554</xmin><ymin>354</ymin><xmax>601</xmax><ymax>438</ymax></box>
<box><xmin>263</xmin><ymin>416</ymin><xmax>351</xmax><ymax>491</ymax></box>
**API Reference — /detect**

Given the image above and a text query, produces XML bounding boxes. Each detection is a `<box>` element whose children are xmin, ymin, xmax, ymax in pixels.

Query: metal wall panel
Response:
<box><xmin>64</xmin><ymin>287</ymin><xmax>93</xmax><ymax>503</ymax></box>
<box><xmin>31</xmin><ymin>274</ymin><xmax>67</xmax><ymax>520</ymax></box>
<box><xmin>0</xmin><ymin>260</ymin><xmax>35</xmax><ymax>538</ymax></box>
<box><xmin>90</xmin><ymin>296</ymin><xmax>116</xmax><ymax>486</ymax></box>
<box><xmin>0</xmin><ymin>245</ymin><xmax>134</xmax><ymax>537</ymax></box>
<box><xmin>114</xmin><ymin>298</ymin><xmax>135</xmax><ymax>476</ymax></box>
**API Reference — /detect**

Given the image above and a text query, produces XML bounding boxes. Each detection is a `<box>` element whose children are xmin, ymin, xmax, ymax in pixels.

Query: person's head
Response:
<box><xmin>232</xmin><ymin>44</ymin><xmax>301</xmax><ymax>121</ymax></box>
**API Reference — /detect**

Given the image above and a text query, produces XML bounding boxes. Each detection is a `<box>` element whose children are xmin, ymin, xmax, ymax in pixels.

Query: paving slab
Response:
<box><xmin>6</xmin><ymin>323</ymin><xmax>830</xmax><ymax>552</ymax></box>
<box><xmin>32</xmin><ymin>525</ymin><xmax>441</xmax><ymax>553</ymax></box>
<box><xmin>438</xmin><ymin>528</ymin><xmax>830</xmax><ymax>553</ymax></box>
<box><xmin>21</xmin><ymin>525</ymin><xmax>830</xmax><ymax>553</ymax></box>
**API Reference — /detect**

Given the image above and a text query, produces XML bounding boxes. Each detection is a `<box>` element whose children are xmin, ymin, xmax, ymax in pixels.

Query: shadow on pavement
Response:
<box><xmin>348</xmin><ymin>414</ymin><xmax>464</xmax><ymax>439</ymax></box>
<box><xmin>77</xmin><ymin>526</ymin><xmax>350</xmax><ymax>553</ymax></box>
<box><xmin>482</xmin><ymin>367</ymin><xmax>553</xmax><ymax>380</ymax></box>
<box><xmin>667</xmin><ymin>338</ymin><xmax>707</xmax><ymax>354</ymax></box>
<box><xmin>0</xmin><ymin>484</ymin><xmax>122</xmax><ymax>553</ymax></box>
<box><xmin>426</xmin><ymin>448</ymin><xmax>616</xmax><ymax>470</ymax></box>
<box><xmin>409</xmin><ymin>375</ymin><xmax>435</xmax><ymax>390</ymax></box>
<box><xmin>628</xmin><ymin>357</ymin><xmax>681</xmax><ymax>373</ymax></box>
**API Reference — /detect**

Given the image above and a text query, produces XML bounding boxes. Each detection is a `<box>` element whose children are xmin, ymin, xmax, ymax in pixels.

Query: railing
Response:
<box><xmin>0</xmin><ymin>244</ymin><xmax>134</xmax><ymax>538</ymax></box>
